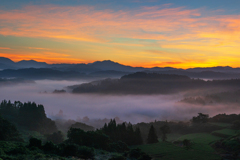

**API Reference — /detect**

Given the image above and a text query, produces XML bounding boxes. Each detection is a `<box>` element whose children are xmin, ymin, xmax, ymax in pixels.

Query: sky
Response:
<box><xmin>0</xmin><ymin>0</ymin><xmax>240</xmax><ymax>68</ymax></box>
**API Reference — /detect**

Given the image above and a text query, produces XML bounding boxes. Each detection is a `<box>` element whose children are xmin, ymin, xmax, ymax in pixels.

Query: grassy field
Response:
<box><xmin>212</xmin><ymin>129</ymin><xmax>237</xmax><ymax>138</ymax></box>
<box><xmin>177</xmin><ymin>133</ymin><xmax>222</xmax><ymax>144</ymax></box>
<box><xmin>137</xmin><ymin>133</ymin><xmax>222</xmax><ymax>160</ymax></box>
<box><xmin>137</xmin><ymin>141</ymin><xmax>221</xmax><ymax>160</ymax></box>
<box><xmin>159</xmin><ymin>133</ymin><xmax>182</xmax><ymax>142</ymax></box>
<box><xmin>209</xmin><ymin>123</ymin><xmax>232</xmax><ymax>128</ymax></box>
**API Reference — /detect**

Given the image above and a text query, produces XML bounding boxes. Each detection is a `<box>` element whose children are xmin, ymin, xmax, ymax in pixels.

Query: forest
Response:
<box><xmin>71</xmin><ymin>72</ymin><xmax>240</xmax><ymax>94</ymax></box>
<box><xmin>1</xmin><ymin>100</ymin><xmax>240</xmax><ymax>160</ymax></box>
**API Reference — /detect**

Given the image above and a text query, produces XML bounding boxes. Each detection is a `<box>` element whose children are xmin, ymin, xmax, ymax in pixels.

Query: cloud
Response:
<box><xmin>0</xmin><ymin>4</ymin><xmax>239</xmax><ymax>44</ymax></box>
<box><xmin>0</xmin><ymin>47</ymin><xmax>11</xmax><ymax>50</ymax></box>
<box><xmin>140</xmin><ymin>61</ymin><xmax>183</xmax><ymax>68</ymax></box>
<box><xmin>0</xmin><ymin>5</ymin><xmax>224</xmax><ymax>42</ymax></box>
<box><xmin>27</xmin><ymin>47</ymin><xmax>51</xmax><ymax>50</ymax></box>
<box><xmin>0</xmin><ymin>52</ymin><xmax>86</xmax><ymax>63</ymax></box>
<box><xmin>1</xmin><ymin>80</ymin><xmax>240</xmax><ymax>126</ymax></box>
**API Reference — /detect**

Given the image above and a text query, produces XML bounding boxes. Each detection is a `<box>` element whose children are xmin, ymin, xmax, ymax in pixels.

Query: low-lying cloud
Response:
<box><xmin>1</xmin><ymin>80</ymin><xmax>240</xmax><ymax>128</ymax></box>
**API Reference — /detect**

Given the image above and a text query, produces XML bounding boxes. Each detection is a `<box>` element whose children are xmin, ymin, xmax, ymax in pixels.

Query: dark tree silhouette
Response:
<box><xmin>101</xmin><ymin>119</ymin><xmax>143</xmax><ymax>145</ymax></box>
<box><xmin>232</xmin><ymin>120</ymin><xmax>240</xmax><ymax>130</ymax></box>
<box><xmin>29</xmin><ymin>138</ymin><xmax>42</xmax><ymax>148</ymax></box>
<box><xmin>183</xmin><ymin>139</ymin><xmax>192</xmax><ymax>150</ymax></box>
<box><xmin>0</xmin><ymin>115</ymin><xmax>21</xmax><ymax>141</ymax></box>
<box><xmin>67</xmin><ymin>128</ymin><xmax>110</xmax><ymax>149</ymax></box>
<box><xmin>192</xmin><ymin>113</ymin><xmax>209</xmax><ymax>123</ymax></box>
<box><xmin>134</xmin><ymin>127</ymin><xmax>143</xmax><ymax>145</ymax></box>
<box><xmin>46</xmin><ymin>131</ymin><xmax>64</xmax><ymax>144</ymax></box>
<box><xmin>147</xmin><ymin>125</ymin><xmax>158</xmax><ymax>144</ymax></box>
<box><xmin>160</xmin><ymin>123</ymin><xmax>171</xmax><ymax>142</ymax></box>
<box><xmin>0</xmin><ymin>100</ymin><xmax>58</xmax><ymax>134</ymax></box>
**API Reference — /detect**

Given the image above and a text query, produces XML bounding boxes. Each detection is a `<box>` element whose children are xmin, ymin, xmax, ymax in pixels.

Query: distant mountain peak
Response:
<box><xmin>102</xmin><ymin>60</ymin><xmax>115</xmax><ymax>62</ymax></box>
<box><xmin>0</xmin><ymin>57</ymin><xmax>15</xmax><ymax>64</ymax></box>
<box><xmin>17</xmin><ymin>59</ymin><xmax>47</xmax><ymax>63</ymax></box>
<box><xmin>91</xmin><ymin>60</ymin><xmax>120</xmax><ymax>65</ymax></box>
<box><xmin>19</xmin><ymin>60</ymin><xmax>37</xmax><ymax>62</ymax></box>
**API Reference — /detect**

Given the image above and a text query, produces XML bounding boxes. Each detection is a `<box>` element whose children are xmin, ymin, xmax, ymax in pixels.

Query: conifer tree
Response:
<box><xmin>147</xmin><ymin>125</ymin><xmax>158</xmax><ymax>144</ymax></box>
<box><xmin>134</xmin><ymin>127</ymin><xmax>143</xmax><ymax>145</ymax></box>
<box><xmin>160</xmin><ymin>124</ymin><xmax>170</xmax><ymax>142</ymax></box>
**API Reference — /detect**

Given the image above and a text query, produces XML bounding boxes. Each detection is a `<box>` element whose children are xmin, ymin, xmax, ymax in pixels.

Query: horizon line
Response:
<box><xmin>0</xmin><ymin>56</ymin><xmax>238</xmax><ymax>70</ymax></box>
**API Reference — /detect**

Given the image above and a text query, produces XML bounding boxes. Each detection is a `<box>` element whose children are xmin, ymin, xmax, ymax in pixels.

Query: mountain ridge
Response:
<box><xmin>1</xmin><ymin>57</ymin><xmax>239</xmax><ymax>71</ymax></box>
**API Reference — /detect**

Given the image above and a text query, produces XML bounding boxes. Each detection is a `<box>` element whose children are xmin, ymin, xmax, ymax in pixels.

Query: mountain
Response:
<box><xmin>186</xmin><ymin>66</ymin><xmax>240</xmax><ymax>73</ymax></box>
<box><xmin>1</xmin><ymin>57</ymin><xmax>240</xmax><ymax>80</ymax></box>
<box><xmin>16</xmin><ymin>60</ymin><xmax>48</xmax><ymax>68</ymax></box>
<box><xmin>0</xmin><ymin>78</ymin><xmax>34</xmax><ymax>86</ymax></box>
<box><xmin>0</xmin><ymin>57</ymin><xmax>17</xmax><ymax>69</ymax></box>
<box><xmin>51</xmin><ymin>63</ymin><xmax>101</xmax><ymax>73</ymax></box>
<box><xmin>151</xmin><ymin>70</ymin><xmax>240</xmax><ymax>79</ymax></box>
<box><xmin>89</xmin><ymin>70</ymin><xmax>130</xmax><ymax>78</ymax></box>
<box><xmin>0</xmin><ymin>57</ymin><xmax>50</xmax><ymax>69</ymax></box>
<box><xmin>0</xmin><ymin>68</ymin><xmax>86</xmax><ymax>80</ymax></box>
<box><xmin>0</xmin><ymin>57</ymin><xmax>15</xmax><ymax>64</ymax></box>
<box><xmin>88</xmin><ymin>60</ymin><xmax>144</xmax><ymax>72</ymax></box>
<box><xmin>71</xmin><ymin>72</ymin><xmax>240</xmax><ymax>95</ymax></box>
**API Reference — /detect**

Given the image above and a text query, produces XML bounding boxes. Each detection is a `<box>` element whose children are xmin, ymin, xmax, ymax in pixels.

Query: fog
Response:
<box><xmin>1</xmin><ymin>80</ymin><xmax>240</xmax><ymax>127</ymax></box>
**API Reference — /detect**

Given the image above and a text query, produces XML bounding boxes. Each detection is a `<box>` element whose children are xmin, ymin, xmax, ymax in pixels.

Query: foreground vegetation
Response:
<box><xmin>1</xmin><ymin>100</ymin><xmax>240</xmax><ymax>159</ymax></box>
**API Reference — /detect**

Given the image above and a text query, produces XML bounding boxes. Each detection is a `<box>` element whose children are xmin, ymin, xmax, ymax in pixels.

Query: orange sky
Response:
<box><xmin>0</xmin><ymin>3</ymin><xmax>240</xmax><ymax>68</ymax></box>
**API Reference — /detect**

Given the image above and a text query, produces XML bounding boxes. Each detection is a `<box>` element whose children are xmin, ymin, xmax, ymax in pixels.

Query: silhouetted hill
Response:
<box><xmin>51</xmin><ymin>63</ymin><xmax>101</xmax><ymax>73</ymax></box>
<box><xmin>179</xmin><ymin>89</ymin><xmax>240</xmax><ymax>105</ymax></box>
<box><xmin>0</xmin><ymin>57</ymin><xmax>17</xmax><ymax>69</ymax></box>
<box><xmin>0</xmin><ymin>68</ymin><xmax>86</xmax><ymax>80</ymax></box>
<box><xmin>0</xmin><ymin>57</ymin><xmax>49</xmax><ymax>69</ymax></box>
<box><xmin>70</xmin><ymin>122</ymin><xmax>95</xmax><ymax>131</ymax></box>
<box><xmin>16</xmin><ymin>60</ymin><xmax>48</xmax><ymax>68</ymax></box>
<box><xmin>186</xmin><ymin>66</ymin><xmax>240</xmax><ymax>73</ymax></box>
<box><xmin>89</xmin><ymin>70</ymin><xmax>130</xmax><ymax>78</ymax></box>
<box><xmin>121</xmin><ymin>72</ymin><xmax>190</xmax><ymax>81</ymax></box>
<box><xmin>89</xmin><ymin>60</ymin><xmax>144</xmax><ymax>72</ymax></box>
<box><xmin>71</xmin><ymin>72</ymin><xmax>240</xmax><ymax>94</ymax></box>
<box><xmin>152</xmin><ymin>70</ymin><xmax>240</xmax><ymax>79</ymax></box>
<box><xmin>0</xmin><ymin>78</ymin><xmax>34</xmax><ymax>86</ymax></box>
<box><xmin>1</xmin><ymin>57</ymin><xmax>240</xmax><ymax>80</ymax></box>
<box><xmin>0</xmin><ymin>57</ymin><xmax>15</xmax><ymax>64</ymax></box>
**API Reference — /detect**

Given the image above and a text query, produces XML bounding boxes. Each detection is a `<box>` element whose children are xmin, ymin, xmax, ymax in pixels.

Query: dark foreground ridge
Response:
<box><xmin>1</xmin><ymin>100</ymin><xmax>240</xmax><ymax>159</ymax></box>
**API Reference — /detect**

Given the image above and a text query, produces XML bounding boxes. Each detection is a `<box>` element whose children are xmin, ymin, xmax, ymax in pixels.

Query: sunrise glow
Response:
<box><xmin>0</xmin><ymin>0</ymin><xmax>240</xmax><ymax>68</ymax></box>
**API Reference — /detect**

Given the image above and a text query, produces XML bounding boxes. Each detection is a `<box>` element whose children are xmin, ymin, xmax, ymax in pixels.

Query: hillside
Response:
<box><xmin>71</xmin><ymin>72</ymin><xmax>240</xmax><ymax>94</ymax></box>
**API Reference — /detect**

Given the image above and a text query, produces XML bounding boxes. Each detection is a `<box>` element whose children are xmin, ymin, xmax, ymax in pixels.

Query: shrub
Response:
<box><xmin>109</xmin><ymin>155</ymin><xmax>126</xmax><ymax>160</ymax></box>
<box><xmin>29</xmin><ymin>138</ymin><xmax>42</xmax><ymax>148</ymax></box>
<box><xmin>7</xmin><ymin>145</ymin><xmax>29</xmax><ymax>155</ymax></box>
<box><xmin>108</xmin><ymin>141</ymin><xmax>129</xmax><ymax>153</ymax></box>
<box><xmin>61</xmin><ymin>144</ymin><xmax>79</xmax><ymax>157</ymax></box>
<box><xmin>128</xmin><ymin>148</ymin><xmax>151</xmax><ymax>160</ymax></box>
<box><xmin>182</xmin><ymin>139</ymin><xmax>192</xmax><ymax>150</ymax></box>
<box><xmin>43</xmin><ymin>141</ymin><xmax>58</xmax><ymax>154</ymax></box>
<box><xmin>78</xmin><ymin>146</ymin><xmax>94</xmax><ymax>159</ymax></box>
<box><xmin>232</xmin><ymin>120</ymin><xmax>240</xmax><ymax>130</ymax></box>
<box><xmin>0</xmin><ymin>148</ymin><xmax>5</xmax><ymax>156</ymax></box>
<box><xmin>45</xmin><ymin>131</ymin><xmax>64</xmax><ymax>144</ymax></box>
<box><xmin>61</xmin><ymin>144</ymin><xmax>94</xmax><ymax>159</ymax></box>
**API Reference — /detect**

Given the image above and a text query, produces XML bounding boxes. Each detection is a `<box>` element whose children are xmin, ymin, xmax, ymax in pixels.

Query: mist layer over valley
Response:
<box><xmin>0</xmin><ymin>57</ymin><xmax>240</xmax><ymax>128</ymax></box>
<box><xmin>1</xmin><ymin>79</ymin><xmax>240</xmax><ymax>128</ymax></box>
